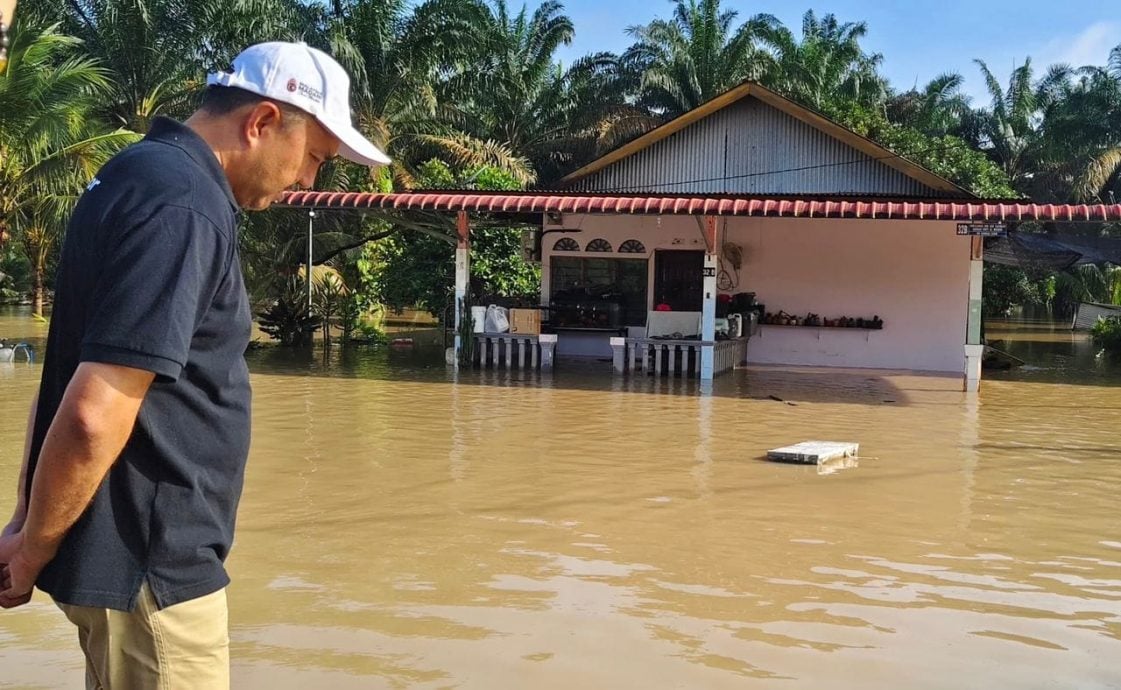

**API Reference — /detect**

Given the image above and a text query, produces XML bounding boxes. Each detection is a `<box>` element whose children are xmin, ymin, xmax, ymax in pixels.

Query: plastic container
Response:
<box><xmin>470</xmin><ymin>306</ymin><xmax>487</xmax><ymax>333</ymax></box>
<box><xmin>727</xmin><ymin>313</ymin><xmax>744</xmax><ymax>337</ymax></box>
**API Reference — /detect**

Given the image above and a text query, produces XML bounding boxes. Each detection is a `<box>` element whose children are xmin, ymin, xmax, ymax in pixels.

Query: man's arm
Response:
<box><xmin>0</xmin><ymin>362</ymin><xmax>153</xmax><ymax>608</ymax></box>
<box><xmin>2</xmin><ymin>392</ymin><xmax>38</xmax><ymax>538</ymax></box>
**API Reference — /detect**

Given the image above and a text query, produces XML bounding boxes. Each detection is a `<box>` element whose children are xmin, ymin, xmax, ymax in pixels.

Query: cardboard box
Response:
<box><xmin>510</xmin><ymin>308</ymin><xmax>542</xmax><ymax>335</ymax></box>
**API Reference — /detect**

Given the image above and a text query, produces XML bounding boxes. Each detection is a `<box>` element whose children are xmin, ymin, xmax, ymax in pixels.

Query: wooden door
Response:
<box><xmin>653</xmin><ymin>250</ymin><xmax>703</xmax><ymax>312</ymax></box>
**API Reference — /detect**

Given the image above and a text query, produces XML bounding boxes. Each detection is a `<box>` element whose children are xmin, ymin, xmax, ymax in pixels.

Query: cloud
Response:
<box><xmin>1041</xmin><ymin>20</ymin><xmax>1120</xmax><ymax>68</ymax></box>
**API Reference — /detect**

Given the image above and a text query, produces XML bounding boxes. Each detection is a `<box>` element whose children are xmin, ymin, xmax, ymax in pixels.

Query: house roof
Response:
<box><xmin>557</xmin><ymin>82</ymin><xmax>971</xmax><ymax>197</ymax></box>
<box><xmin>279</xmin><ymin>190</ymin><xmax>1121</xmax><ymax>222</ymax></box>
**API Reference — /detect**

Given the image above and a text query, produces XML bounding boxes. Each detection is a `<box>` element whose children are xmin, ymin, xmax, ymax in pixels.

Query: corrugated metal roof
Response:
<box><xmin>279</xmin><ymin>191</ymin><xmax>1121</xmax><ymax>222</ymax></box>
<box><xmin>559</xmin><ymin>82</ymin><xmax>970</xmax><ymax>197</ymax></box>
<box><xmin>571</xmin><ymin>97</ymin><xmax>939</xmax><ymax>197</ymax></box>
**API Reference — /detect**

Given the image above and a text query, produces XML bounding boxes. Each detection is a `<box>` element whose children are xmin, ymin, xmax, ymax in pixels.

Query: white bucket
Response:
<box><xmin>470</xmin><ymin>306</ymin><xmax>487</xmax><ymax>333</ymax></box>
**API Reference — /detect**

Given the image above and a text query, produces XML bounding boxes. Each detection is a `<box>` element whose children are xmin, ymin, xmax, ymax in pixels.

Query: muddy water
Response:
<box><xmin>1</xmin><ymin>308</ymin><xmax>1120</xmax><ymax>689</ymax></box>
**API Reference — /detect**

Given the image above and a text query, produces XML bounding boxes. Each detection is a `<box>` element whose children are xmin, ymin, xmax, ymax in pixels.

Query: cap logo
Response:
<box><xmin>286</xmin><ymin>78</ymin><xmax>298</xmax><ymax>93</ymax></box>
<box><xmin>295</xmin><ymin>81</ymin><xmax>324</xmax><ymax>103</ymax></box>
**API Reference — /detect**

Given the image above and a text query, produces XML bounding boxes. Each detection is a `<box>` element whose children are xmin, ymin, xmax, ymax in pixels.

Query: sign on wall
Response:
<box><xmin>956</xmin><ymin>222</ymin><xmax>1006</xmax><ymax>237</ymax></box>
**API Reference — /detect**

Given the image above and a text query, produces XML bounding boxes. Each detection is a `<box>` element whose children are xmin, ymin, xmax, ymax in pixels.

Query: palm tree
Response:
<box><xmin>887</xmin><ymin>72</ymin><xmax>973</xmax><ymax>138</ymax></box>
<box><xmin>21</xmin><ymin>0</ymin><xmax>199</xmax><ymax>130</ymax></box>
<box><xmin>756</xmin><ymin>10</ymin><xmax>887</xmax><ymax>116</ymax></box>
<box><xmin>448</xmin><ymin>0</ymin><xmax>643</xmax><ymax>183</ymax></box>
<box><xmin>1060</xmin><ymin>46</ymin><xmax>1121</xmax><ymax>203</ymax></box>
<box><xmin>325</xmin><ymin>0</ymin><xmax>536</xmax><ymax>187</ymax></box>
<box><xmin>971</xmin><ymin>58</ymin><xmax>1049</xmax><ymax>189</ymax></box>
<box><xmin>622</xmin><ymin>0</ymin><xmax>775</xmax><ymax>117</ymax></box>
<box><xmin>978</xmin><ymin>48</ymin><xmax>1121</xmax><ymax>203</ymax></box>
<box><xmin>0</xmin><ymin>19</ymin><xmax>138</xmax><ymax>313</ymax></box>
<box><xmin>22</xmin><ymin>0</ymin><xmax>316</xmax><ymax>132</ymax></box>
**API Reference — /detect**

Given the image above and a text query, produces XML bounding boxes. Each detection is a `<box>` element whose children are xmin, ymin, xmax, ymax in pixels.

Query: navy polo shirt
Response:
<box><xmin>26</xmin><ymin>117</ymin><xmax>253</xmax><ymax>611</ymax></box>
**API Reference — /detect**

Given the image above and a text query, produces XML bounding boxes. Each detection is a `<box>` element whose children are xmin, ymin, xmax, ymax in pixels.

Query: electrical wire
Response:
<box><xmin>597</xmin><ymin>138</ymin><xmax>974</xmax><ymax>194</ymax></box>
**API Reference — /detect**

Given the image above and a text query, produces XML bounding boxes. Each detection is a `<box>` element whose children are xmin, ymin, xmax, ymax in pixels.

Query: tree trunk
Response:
<box><xmin>32</xmin><ymin>267</ymin><xmax>44</xmax><ymax>316</ymax></box>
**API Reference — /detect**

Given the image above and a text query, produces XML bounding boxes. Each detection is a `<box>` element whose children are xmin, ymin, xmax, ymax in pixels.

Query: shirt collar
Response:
<box><xmin>145</xmin><ymin>117</ymin><xmax>240</xmax><ymax>211</ymax></box>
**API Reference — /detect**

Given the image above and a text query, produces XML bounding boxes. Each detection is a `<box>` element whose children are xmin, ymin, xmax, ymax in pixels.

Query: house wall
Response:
<box><xmin>541</xmin><ymin>214</ymin><xmax>970</xmax><ymax>373</ymax></box>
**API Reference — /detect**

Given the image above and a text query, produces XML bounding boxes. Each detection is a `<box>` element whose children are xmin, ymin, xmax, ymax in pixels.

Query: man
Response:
<box><xmin>0</xmin><ymin>41</ymin><xmax>388</xmax><ymax>688</ymax></box>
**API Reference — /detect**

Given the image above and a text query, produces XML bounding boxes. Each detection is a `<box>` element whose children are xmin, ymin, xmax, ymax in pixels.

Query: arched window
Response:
<box><xmin>619</xmin><ymin>239</ymin><xmax>646</xmax><ymax>254</ymax></box>
<box><xmin>585</xmin><ymin>238</ymin><xmax>612</xmax><ymax>252</ymax></box>
<box><xmin>553</xmin><ymin>237</ymin><xmax>579</xmax><ymax>252</ymax></box>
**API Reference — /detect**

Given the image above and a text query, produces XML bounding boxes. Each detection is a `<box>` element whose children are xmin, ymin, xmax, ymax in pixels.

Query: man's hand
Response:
<box><xmin>1</xmin><ymin>362</ymin><xmax>153</xmax><ymax>610</ymax></box>
<box><xmin>0</xmin><ymin>531</ymin><xmax>48</xmax><ymax>609</ymax></box>
<box><xmin>1</xmin><ymin>514</ymin><xmax>23</xmax><ymax>538</ymax></box>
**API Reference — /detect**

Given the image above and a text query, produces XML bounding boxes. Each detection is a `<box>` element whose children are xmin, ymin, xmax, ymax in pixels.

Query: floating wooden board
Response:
<box><xmin>767</xmin><ymin>441</ymin><xmax>859</xmax><ymax>465</ymax></box>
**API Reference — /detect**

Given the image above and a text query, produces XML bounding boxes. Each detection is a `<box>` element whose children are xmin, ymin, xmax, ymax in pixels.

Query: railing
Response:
<box><xmin>610</xmin><ymin>337</ymin><xmax>748</xmax><ymax>378</ymax></box>
<box><xmin>474</xmin><ymin>333</ymin><xmax>557</xmax><ymax>370</ymax></box>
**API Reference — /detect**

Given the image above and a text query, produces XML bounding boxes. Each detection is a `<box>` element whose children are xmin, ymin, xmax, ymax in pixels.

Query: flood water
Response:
<box><xmin>2</xmin><ymin>308</ymin><xmax>1120</xmax><ymax>689</ymax></box>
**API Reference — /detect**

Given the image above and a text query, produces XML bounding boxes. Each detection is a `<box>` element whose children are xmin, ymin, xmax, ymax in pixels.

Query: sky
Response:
<box><xmin>553</xmin><ymin>0</ymin><xmax>1120</xmax><ymax>104</ymax></box>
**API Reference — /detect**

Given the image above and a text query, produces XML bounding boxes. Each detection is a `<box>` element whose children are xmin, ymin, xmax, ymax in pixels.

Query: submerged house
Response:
<box><xmin>539</xmin><ymin>83</ymin><xmax>977</xmax><ymax>379</ymax></box>
<box><xmin>283</xmin><ymin>83</ymin><xmax>1121</xmax><ymax>391</ymax></box>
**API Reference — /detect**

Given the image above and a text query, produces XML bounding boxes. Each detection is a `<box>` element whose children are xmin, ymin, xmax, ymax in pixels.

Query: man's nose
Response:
<box><xmin>298</xmin><ymin>169</ymin><xmax>317</xmax><ymax>190</ymax></box>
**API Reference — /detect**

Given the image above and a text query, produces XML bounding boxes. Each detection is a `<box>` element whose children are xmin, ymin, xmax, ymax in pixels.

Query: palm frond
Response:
<box><xmin>1074</xmin><ymin>147</ymin><xmax>1121</xmax><ymax>202</ymax></box>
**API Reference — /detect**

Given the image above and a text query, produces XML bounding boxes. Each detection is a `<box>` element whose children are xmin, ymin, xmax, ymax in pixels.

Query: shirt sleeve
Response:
<box><xmin>80</xmin><ymin>205</ymin><xmax>230</xmax><ymax>382</ymax></box>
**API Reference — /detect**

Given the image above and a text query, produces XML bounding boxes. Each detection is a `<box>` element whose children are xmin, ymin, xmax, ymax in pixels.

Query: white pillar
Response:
<box><xmin>453</xmin><ymin>211</ymin><xmax>470</xmax><ymax>368</ymax></box>
<box><xmin>700</xmin><ymin>216</ymin><xmax>718</xmax><ymax>380</ymax></box>
<box><xmin>964</xmin><ymin>237</ymin><xmax>983</xmax><ymax>392</ymax></box>
<box><xmin>539</xmin><ymin>334</ymin><xmax>557</xmax><ymax>370</ymax></box>
<box><xmin>964</xmin><ymin>344</ymin><xmax>984</xmax><ymax>392</ymax></box>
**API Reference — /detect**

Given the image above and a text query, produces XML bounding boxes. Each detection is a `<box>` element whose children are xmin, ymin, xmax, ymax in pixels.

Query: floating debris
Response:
<box><xmin>767</xmin><ymin>441</ymin><xmax>859</xmax><ymax>465</ymax></box>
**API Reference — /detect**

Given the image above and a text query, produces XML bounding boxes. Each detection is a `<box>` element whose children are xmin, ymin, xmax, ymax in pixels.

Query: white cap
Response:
<box><xmin>207</xmin><ymin>41</ymin><xmax>390</xmax><ymax>166</ymax></box>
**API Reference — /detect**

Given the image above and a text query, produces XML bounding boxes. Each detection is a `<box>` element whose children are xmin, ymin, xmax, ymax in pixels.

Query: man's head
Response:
<box><xmin>191</xmin><ymin>42</ymin><xmax>389</xmax><ymax>211</ymax></box>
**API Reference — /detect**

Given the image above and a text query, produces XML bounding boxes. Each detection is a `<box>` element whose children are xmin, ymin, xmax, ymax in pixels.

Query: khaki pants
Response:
<box><xmin>57</xmin><ymin>584</ymin><xmax>229</xmax><ymax>690</ymax></box>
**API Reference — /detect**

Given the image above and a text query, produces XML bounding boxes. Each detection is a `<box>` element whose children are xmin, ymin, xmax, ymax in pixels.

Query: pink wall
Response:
<box><xmin>541</xmin><ymin>215</ymin><xmax>971</xmax><ymax>373</ymax></box>
<box><xmin>727</xmin><ymin>217</ymin><xmax>969</xmax><ymax>372</ymax></box>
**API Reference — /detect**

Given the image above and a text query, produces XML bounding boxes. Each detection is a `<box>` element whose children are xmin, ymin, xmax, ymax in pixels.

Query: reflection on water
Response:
<box><xmin>2</xmin><ymin>307</ymin><xmax>1120</xmax><ymax>689</ymax></box>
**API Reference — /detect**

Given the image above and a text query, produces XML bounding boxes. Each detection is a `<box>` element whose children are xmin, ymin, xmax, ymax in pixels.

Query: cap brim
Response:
<box><xmin>320</xmin><ymin>118</ymin><xmax>391</xmax><ymax>166</ymax></box>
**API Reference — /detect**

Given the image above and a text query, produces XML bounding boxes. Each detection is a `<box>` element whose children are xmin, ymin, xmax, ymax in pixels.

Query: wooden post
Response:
<box><xmin>965</xmin><ymin>236</ymin><xmax>983</xmax><ymax>393</ymax></box>
<box><xmin>700</xmin><ymin>215</ymin><xmax>718</xmax><ymax>380</ymax></box>
<box><xmin>453</xmin><ymin>211</ymin><xmax>470</xmax><ymax>368</ymax></box>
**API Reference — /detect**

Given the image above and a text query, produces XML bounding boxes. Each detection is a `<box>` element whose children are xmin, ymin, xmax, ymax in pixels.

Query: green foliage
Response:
<box><xmin>1048</xmin><ymin>264</ymin><xmax>1121</xmax><ymax>318</ymax></box>
<box><xmin>756</xmin><ymin>10</ymin><xmax>887</xmax><ymax>116</ymax></box>
<box><xmin>368</xmin><ymin>160</ymin><xmax>540</xmax><ymax>316</ymax></box>
<box><xmin>445</xmin><ymin>0</ymin><xmax>646</xmax><ymax>184</ymax></box>
<box><xmin>339</xmin><ymin>294</ymin><xmax>364</xmax><ymax>342</ymax></box>
<box><xmin>887</xmin><ymin>73</ymin><xmax>973</xmax><ymax>139</ymax></box>
<box><xmin>0</xmin><ymin>17</ymin><xmax>139</xmax><ymax>313</ymax></box>
<box><xmin>366</xmin><ymin>230</ymin><xmax>452</xmax><ymax>316</ymax></box>
<box><xmin>311</xmin><ymin>272</ymin><xmax>347</xmax><ymax>345</ymax></box>
<box><xmin>622</xmin><ymin>0</ymin><xmax>772</xmax><ymax>116</ymax></box>
<box><xmin>983</xmin><ymin>264</ymin><xmax>1045</xmax><ymax>316</ymax></box>
<box><xmin>1091</xmin><ymin>315</ymin><xmax>1121</xmax><ymax>353</ymax></box>
<box><xmin>0</xmin><ymin>250</ymin><xmax>31</xmax><ymax>296</ymax></box>
<box><xmin>839</xmin><ymin>108</ymin><xmax>1017</xmax><ymax>197</ymax></box>
<box><xmin>257</xmin><ymin>278</ymin><xmax>320</xmax><ymax>347</ymax></box>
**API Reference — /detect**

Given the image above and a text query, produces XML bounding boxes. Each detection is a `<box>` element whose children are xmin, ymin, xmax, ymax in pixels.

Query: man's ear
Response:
<box><xmin>242</xmin><ymin>101</ymin><xmax>284</xmax><ymax>147</ymax></box>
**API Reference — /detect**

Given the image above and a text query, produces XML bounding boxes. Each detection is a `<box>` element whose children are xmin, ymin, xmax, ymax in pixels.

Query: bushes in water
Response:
<box><xmin>1091</xmin><ymin>316</ymin><xmax>1121</xmax><ymax>353</ymax></box>
<box><xmin>257</xmin><ymin>278</ymin><xmax>320</xmax><ymax>347</ymax></box>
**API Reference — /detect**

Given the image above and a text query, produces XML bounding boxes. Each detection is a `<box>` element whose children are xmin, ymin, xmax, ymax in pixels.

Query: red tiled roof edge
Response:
<box><xmin>279</xmin><ymin>191</ymin><xmax>1121</xmax><ymax>222</ymax></box>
